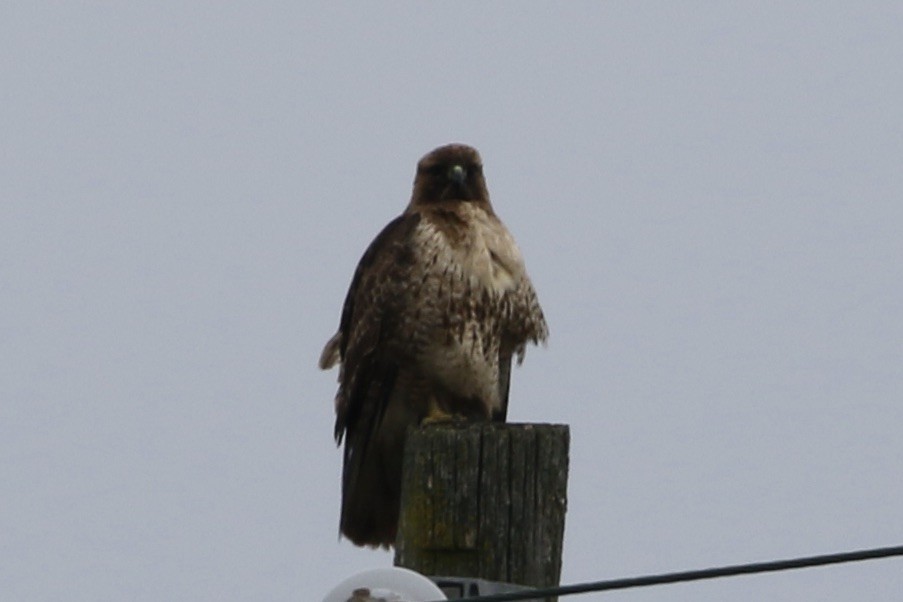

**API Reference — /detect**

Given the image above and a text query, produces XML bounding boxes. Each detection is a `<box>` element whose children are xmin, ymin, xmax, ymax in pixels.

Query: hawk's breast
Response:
<box><xmin>456</xmin><ymin>205</ymin><xmax>525</xmax><ymax>294</ymax></box>
<box><xmin>411</xmin><ymin>206</ymin><xmax>526</xmax><ymax>412</ymax></box>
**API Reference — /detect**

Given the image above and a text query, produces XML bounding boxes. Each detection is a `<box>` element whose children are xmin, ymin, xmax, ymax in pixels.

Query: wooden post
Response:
<box><xmin>394</xmin><ymin>423</ymin><xmax>569</xmax><ymax>593</ymax></box>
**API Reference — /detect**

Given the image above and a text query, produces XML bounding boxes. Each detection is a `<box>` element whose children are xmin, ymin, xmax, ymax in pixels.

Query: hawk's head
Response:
<box><xmin>411</xmin><ymin>143</ymin><xmax>490</xmax><ymax>206</ymax></box>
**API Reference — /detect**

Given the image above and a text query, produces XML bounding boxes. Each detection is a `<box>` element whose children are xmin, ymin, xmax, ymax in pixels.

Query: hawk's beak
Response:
<box><xmin>448</xmin><ymin>164</ymin><xmax>466</xmax><ymax>186</ymax></box>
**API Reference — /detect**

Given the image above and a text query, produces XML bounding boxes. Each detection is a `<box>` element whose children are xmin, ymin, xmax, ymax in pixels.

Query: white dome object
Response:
<box><xmin>323</xmin><ymin>567</ymin><xmax>448</xmax><ymax>602</ymax></box>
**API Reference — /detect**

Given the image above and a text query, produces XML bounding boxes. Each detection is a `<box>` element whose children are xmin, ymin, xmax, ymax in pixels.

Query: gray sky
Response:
<box><xmin>3</xmin><ymin>2</ymin><xmax>903</xmax><ymax>600</ymax></box>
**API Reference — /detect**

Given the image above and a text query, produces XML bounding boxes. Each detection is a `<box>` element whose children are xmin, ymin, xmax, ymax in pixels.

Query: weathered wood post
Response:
<box><xmin>394</xmin><ymin>423</ymin><xmax>569</xmax><ymax>594</ymax></box>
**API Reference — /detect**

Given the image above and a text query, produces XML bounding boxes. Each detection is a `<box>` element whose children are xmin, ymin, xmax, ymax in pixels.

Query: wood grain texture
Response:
<box><xmin>394</xmin><ymin>423</ymin><xmax>569</xmax><ymax>594</ymax></box>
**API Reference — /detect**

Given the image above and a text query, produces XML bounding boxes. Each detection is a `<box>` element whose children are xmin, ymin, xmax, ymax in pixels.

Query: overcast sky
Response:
<box><xmin>3</xmin><ymin>2</ymin><xmax>903</xmax><ymax>601</ymax></box>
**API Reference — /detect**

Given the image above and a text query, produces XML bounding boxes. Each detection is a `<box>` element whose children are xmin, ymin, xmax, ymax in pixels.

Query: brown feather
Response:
<box><xmin>320</xmin><ymin>143</ymin><xmax>547</xmax><ymax>547</ymax></box>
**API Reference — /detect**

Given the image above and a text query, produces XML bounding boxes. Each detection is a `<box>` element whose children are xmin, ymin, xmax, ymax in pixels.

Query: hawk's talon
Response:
<box><xmin>421</xmin><ymin>412</ymin><xmax>467</xmax><ymax>426</ymax></box>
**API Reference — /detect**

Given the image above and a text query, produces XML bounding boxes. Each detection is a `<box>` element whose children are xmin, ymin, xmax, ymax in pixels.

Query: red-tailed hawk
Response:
<box><xmin>319</xmin><ymin>143</ymin><xmax>548</xmax><ymax>547</ymax></box>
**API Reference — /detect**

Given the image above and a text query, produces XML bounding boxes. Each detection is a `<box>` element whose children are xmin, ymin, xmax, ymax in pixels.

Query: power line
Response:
<box><xmin>444</xmin><ymin>543</ymin><xmax>903</xmax><ymax>601</ymax></box>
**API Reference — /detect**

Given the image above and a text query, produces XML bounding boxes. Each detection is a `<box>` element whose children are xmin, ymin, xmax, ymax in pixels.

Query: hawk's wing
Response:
<box><xmin>325</xmin><ymin>212</ymin><xmax>422</xmax><ymax>445</ymax></box>
<box><xmin>495</xmin><ymin>276</ymin><xmax>548</xmax><ymax>422</ymax></box>
<box><xmin>320</xmin><ymin>212</ymin><xmax>426</xmax><ymax>546</ymax></box>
